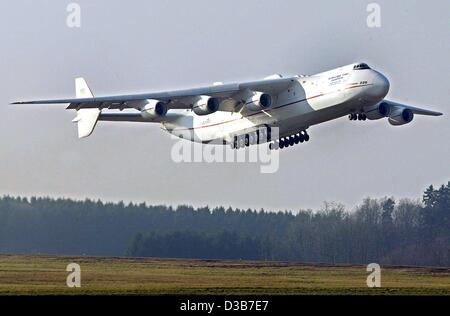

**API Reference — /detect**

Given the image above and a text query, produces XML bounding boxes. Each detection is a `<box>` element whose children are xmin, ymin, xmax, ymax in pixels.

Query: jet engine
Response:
<box><xmin>245</xmin><ymin>92</ymin><xmax>272</xmax><ymax>111</ymax></box>
<box><xmin>388</xmin><ymin>107</ymin><xmax>414</xmax><ymax>126</ymax></box>
<box><xmin>193</xmin><ymin>96</ymin><xmax>220</xmax><ymax>115</ymax></box>
<box><xmin>363</xmin><ymin>101</ymin><xmax>390</xmax><ymax>120</ymax></box>
<box><xmin>141</xmin><ymin>99</ymin><xmax>168</xmax><ymax>119</ymax></box>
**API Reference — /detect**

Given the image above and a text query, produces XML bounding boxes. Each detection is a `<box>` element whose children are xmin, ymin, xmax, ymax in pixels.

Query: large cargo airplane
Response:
<box><xmin>13</xmin><ymin>62</ymin><xmax>442</xmax><ymax>150</ymax></box>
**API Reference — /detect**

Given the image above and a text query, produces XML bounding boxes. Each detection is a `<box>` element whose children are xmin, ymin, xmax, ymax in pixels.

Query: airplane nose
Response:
<box><xmin>369</xmin><ymin>71</ymin><xmax>390</xmax><ymax>99</ymax></box>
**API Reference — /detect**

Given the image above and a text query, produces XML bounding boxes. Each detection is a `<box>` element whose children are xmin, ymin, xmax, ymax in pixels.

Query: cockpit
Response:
<box><xmin>353</xmin><ymin>63</ymin><xmax>371</xmax><ymax>70</ymax></box>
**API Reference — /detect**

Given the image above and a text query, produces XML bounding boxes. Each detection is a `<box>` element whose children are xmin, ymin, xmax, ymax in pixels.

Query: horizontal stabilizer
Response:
<box><xmin>74</xmin><ymin>78</ymin><xmax>100</xmax><ymax>138</ymax></box>
<box><xmin>73</xmin><ymin>108</ymin><xmax>101</xmax><ymax>138</ymax></box>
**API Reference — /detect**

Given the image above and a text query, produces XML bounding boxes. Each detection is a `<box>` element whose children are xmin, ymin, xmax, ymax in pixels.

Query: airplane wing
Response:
<box><xmin>12</xmin><ymin>76</ymin><xmax>297</xmax><ymax>138</ymax></box>
<box><xmin>12</xmin><ymin>76</ymin><xmax>297</xmax><ymax>111</ymax></box>
<box><xmin>383</xmin><ymin>100</ymin><xmax>443</xmax><ymax>116</ymax></box>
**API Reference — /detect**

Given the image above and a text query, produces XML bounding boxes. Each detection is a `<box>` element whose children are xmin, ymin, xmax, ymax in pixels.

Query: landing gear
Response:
<box><xmin>298</xmin><ymin>132</ymin><xmax>305</xmax><ymax>143</ymax></box>
<box><xmin>258</xmin><ymin>129</ymin><xmax>267</xmax><ymax>143</ymax></box>
<box><xmin>288</xmin><ymin>137</ymin><xmax>295</xmax><ymax>146</ymax></box>
<box><xmin>349</xmin><ymin>113</ymin><xmax>367</xmax><ymax>121</ymax></box>
<box><xmin>232</xmin><ymin>127</ymin><xmax>310</xmax><ymax>150</ymax></box>
<box><xmin>230</xmin><ymin>126</ymin><xmax>272</xmax><ymax>149</ymax></box>
<box><xmin>258</xmin><ymin>126</ymin><xmax>271</xmax><ymax>144</ymax></box>
<box><xmin>231</xmin><ymin>126</ymin><xmax>314</xmax><ymax>151</ymax></box>
<box><xmin>249</xmin><ymin>132</ymin><xmax>257</xmax><ymax>145</ymax></box>
<box><xmin>302</xmin><ymin>130</ymin><xmax>310</xmax><ymax>142</ymax></box>
<box><xmin>238</xmin><ymin>135</ymin><xmax>245</xmax><ymax>148</ymax></box>
<box><xmin>269</xmin><ymin>130</ymin><xmax>310</xmax><ymax>150</ymax></box>
<box><xmin>269</xmin><ymin>141</ymin><xmax>279</xmax><ymax>150</ymax></box>
<box><xmin>232</xmin><ymin>136</ymin><xmax>237</xmax><ymax>149</ymax></box>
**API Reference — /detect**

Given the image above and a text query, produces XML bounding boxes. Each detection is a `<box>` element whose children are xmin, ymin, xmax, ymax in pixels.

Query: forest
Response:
<box><xmin>0</xmin><ymin>182</ymin><xmax>448</xmax><ymax>266</ymax></box>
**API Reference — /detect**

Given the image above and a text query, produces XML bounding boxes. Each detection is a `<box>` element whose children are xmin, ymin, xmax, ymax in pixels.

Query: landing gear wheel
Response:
<box><xmin>301</xmin><ymin>131</ymin><xmax>309</xmax><ymax>142</ymax></box>
<box><xmin>266</xmin><ymin>127</ymin><xmax>272</xmax><ymax>142</ymax></box>
<box><xmin>299</xmin><ymin>133</ymin><xmax>305</xmax><ymax>143</ymax></box>
<box><xmin>269</xmin><ymin>142</ymin><xmax>279</xmax><ymax>150</ymax></box>
<box><xmin>259</xmin><ymin>129</ymin><xmax>267</xmax><ymax>143</ymax></box>
<box><xmin>304</xmin><ymin>133</ymin><xmax>310</xmax><ymax>142</ymax></box>
<box><xmin>274</xmin><ymin>141</ymin><xmax>279</xmax><ymax>150</ymax></box>
<box><xmin>249</xmin><ymin>132</ymin><xmax>256</xmax><ymax>145</ymax></box>
<box><xmin>238</xmin><ymin>136</ymin><xmax>245</xmax><ymax>148</ymax></box>
<box><xmin>231</xmin><ymin>136</ymin><xmax>238</xmax><ymax>149</ymax></box>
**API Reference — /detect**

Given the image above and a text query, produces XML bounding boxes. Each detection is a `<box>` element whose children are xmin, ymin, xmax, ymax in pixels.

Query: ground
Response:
<box><xmin>0</xmin><ymin>255</ymin><xmax>449</xmax><ymax>295</ymax></box>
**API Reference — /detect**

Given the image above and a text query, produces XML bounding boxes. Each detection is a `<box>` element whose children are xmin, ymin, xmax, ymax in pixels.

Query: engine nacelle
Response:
<box><xmin>141</xmin><ymin>99</ymin><xmax>168</xmax><ymax>119</ymax></box>
<box><xmin>193</xmin><ymin>96</ymin><xmax>220</xmax><ymax>115</ymax></box>
<box><xmin>245</xmin><ymin>92</ymin><xmax>272</xmax><ymax>111</ymax></box>
<box><xmin>364</xmin><ymin>101</ymin><xmax>390</xmax><ymax>120</ymax></box>
<box><xmin>388</xmin><ymin>107</ymin><xmax>414</xmax><ymax>126</ymax></box>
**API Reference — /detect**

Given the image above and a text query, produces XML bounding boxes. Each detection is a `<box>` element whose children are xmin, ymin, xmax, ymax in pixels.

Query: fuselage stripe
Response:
<box><xmin>177</xmin><ymin>83</ymin><xmax>370</xmax><ymax>130</ymax></box>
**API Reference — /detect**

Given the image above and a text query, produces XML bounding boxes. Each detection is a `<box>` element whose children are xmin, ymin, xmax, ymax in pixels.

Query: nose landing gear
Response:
<box><xmin>349</xmin><ymin>113</ymin><xmax>367</xmax><ymax>121</ymax></box>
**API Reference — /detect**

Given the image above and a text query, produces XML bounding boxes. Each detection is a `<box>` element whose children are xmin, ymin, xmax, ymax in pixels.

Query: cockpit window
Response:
<box><xmin>353</xmin><ymin>63</ymin><xmax>371</xmax><ymax>70</ymax></box>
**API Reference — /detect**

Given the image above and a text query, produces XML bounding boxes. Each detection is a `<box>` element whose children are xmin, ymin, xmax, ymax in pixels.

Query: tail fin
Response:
<box><xmin>73</xmin><ymin>78</ymin><xmax>100</xmax><ymax>138</ymax></box>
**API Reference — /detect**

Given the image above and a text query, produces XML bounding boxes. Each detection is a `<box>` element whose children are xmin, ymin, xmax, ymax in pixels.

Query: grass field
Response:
<box><xmin>0</xmin><ymin>254</ymin><xmax>449</xmax><ymax>295</ymax></box>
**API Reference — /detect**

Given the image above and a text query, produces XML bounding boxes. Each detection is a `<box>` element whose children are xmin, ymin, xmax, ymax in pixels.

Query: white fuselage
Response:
<box><xmin>162</xmin><ymin>63</ymin><xmax>390</xmax><ymax>144</ymax></box>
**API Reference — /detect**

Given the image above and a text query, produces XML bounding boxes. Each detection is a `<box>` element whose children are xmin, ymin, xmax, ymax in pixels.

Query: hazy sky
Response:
<box><xmin>1</xmin><ymin>0</ymin><xmax>449</xmax><ymax>212</ymax></box>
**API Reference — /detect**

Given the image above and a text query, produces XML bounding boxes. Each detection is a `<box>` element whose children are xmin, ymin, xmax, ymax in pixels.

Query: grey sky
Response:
<box><xmin>1</xmin><ymin>0</ymin><xmax>449</xmax><ymax>212</ymax></box>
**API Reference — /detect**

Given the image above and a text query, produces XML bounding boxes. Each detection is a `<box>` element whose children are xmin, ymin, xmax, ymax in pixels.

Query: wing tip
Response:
<box><xmin>10</xmin><ymin>101</ymin><xmax>27</xmax><ymax>105</ymax></box>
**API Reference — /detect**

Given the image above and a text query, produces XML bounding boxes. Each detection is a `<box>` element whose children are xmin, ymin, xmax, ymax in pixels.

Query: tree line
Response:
<box><xmin>0</xmin><ymin>182</ymin><xmax>448</xmax><ymax>266</ymax></box>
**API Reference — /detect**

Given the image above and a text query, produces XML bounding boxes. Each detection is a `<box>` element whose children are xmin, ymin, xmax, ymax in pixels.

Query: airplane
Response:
<box><xmin>12</xmin><ymin>62</ymin><xmax>443</xmax><ymax>150</ymax></box>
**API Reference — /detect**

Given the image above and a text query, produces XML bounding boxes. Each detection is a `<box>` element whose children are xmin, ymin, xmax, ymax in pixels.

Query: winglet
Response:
<box><xmin>74</xmin><ymin>78</ymin><xmax>100</xmax><ymax>138</ymax></box>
